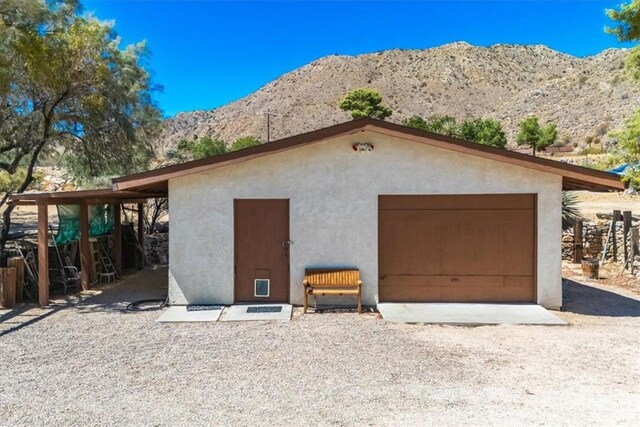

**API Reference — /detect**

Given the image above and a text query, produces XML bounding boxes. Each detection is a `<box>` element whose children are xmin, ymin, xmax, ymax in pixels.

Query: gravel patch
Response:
<box><xmin>0</xmin><ymin>267</ymin><xmax>638</xmax><ymax>426</ymax></box>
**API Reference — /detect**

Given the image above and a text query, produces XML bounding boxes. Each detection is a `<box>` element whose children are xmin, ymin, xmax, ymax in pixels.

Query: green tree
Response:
<box><xmin>192</xmin><ymin>137</ymin><xmax>227</xmax><ymax>159</ymax></box>
<box><xmin>516</xmin><ymin>117</ymin><xmax>557</xmax><ymax>157</ymax></box>
<box><xmin>174</xmin><ymin>134</ymin><xmax>261</xmax><ymax>161</ymax></box>
<box><xmin>403</xmin><ymin>115</ymin><xmax>429</xmax><ymax>130</ymax></box>
<box><xmin>0</xmin><ymin>0</ymin><xmax>161</xmax><ymax>245</ymax></box>
<box><xmin>230</xmin><ymin>136</ymin><xmax>261</xmax><ymax>151</ymax></box>
<box><xmin>404</xmin><ymin>115</ymin><xmax>507</xmax><ymax>148</ymax></box>
<box><xmin>339</xmin><ymin>88</ymin><xmax>392</xmax><ymax>120</ymax></box>
<box><xmin>607</xmin><ymin>0</ymin><xmax>640</xmax><ymax>79</ymax></box>
<box><xmin>606</xmin><ymin>1</ymin><xmax>640</xmax><ymax>188</ymax></box>
<box><xmin>609</xmin><ymin>109</ymin><xmax>640</xmax><ymax>187</ymax></box>
<box><xmin>459</xmin><ymin>118</ymin><xmax>507</xmax><ymax>148</ymax></box>
<box><xmin>403</xmin><ymin>115</ymin><xmax>460</xmax><ymax>136</ymax></box>
<box><xmin>177</xmin><ymin>136</ymin><xmax>228</xmax><ymax>160</ymax></box>
<box><xmin>540</xmin><ymin>122</ymin><xmax>558</xmax><ymax>148</ymax></box>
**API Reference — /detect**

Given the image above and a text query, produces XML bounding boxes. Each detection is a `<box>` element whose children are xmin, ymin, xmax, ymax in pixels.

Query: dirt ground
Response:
<box><xmin>563</xmin><ymin>259</ymin><xmax>640</xmax><ymax>296</ymax></box>
<box><xmin>0</xmin><ymin>267</ymin><xmax>638</xmax><ymax>426</ymax></box>
<box><xmin>574</xmin><ymin>191</ymin><xmax>639</xmax><ymax>220</ymax></box>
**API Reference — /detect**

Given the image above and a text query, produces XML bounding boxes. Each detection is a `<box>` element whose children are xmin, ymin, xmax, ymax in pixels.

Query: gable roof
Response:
<box><xmin>112</xmin><ymin>118</ymin><xmax>624</xmax><ymax>193</ymax></box>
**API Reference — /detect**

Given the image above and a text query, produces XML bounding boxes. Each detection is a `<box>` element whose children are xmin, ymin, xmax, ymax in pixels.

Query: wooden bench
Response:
<box><xmin>303</xmin><ymin>268</ymin><xmax>363</xmax><ymax>314</ymax></box>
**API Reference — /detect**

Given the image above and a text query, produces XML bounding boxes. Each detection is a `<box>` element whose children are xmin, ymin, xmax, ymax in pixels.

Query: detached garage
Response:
<box><xmin>112</xmin><ymin>118</ymin><xmax>623</xmax><ymax>311</ymax></box>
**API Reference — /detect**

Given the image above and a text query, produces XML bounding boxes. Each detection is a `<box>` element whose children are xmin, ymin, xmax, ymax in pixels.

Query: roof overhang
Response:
<box><xmin>112</xmin><ymin>118</ymin><xmax>625</xmax><ymax>193</ymax></box>
<box><xmin>8</xmin><ymin>188</ymin><xmax>167</xmax><ymax>205</ymax></box>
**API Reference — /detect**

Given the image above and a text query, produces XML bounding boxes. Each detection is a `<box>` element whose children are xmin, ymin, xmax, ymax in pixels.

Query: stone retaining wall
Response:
<box><xmin>144</xmin><ymin>233</ymin><xmax>168</xmax><ymax>265</ymax></box>
<box><xmin>562</xmin><ymin>220</ymin><xmax>640</xmax><ymax>273</ymax></box>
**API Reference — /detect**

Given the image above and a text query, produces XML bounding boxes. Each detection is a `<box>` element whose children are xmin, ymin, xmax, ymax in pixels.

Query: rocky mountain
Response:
<box><xmin>159</xmin><ymin>42</ymin><xmax>640</xmax><ymax>152</ymax></box>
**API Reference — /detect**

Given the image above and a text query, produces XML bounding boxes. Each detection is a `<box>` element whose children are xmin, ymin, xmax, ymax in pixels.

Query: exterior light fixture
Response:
<box><xmin>352</xmin><ymin>142</ymin><xmax>374</xmax><ymax>152</ymax></box>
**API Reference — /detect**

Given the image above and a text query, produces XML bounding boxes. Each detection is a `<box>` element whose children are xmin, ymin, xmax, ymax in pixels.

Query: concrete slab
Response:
<box><xmin>222</xmin><ymin>304</ymin><xmax>292</xmax><ymax>322</ymax></box>
<box><xmin>156</xmin><ymin>305</ymin><xmax>223</xmax><ymax>323</ymax></box>
<box><xmin>377</xmin><ymin>303</ymin><xmax>566</xmax><ymax>325</ymax></box>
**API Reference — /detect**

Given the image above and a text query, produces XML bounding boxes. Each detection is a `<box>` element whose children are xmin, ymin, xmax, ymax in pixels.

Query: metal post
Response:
<box><xmin>264</xmin><ymin>110</ymin><xmax>276</xmax><ymax>143</ymax></box>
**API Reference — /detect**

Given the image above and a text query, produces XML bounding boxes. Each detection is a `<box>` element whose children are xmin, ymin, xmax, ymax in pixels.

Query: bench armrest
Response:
<box><xmin>357</xmin><ymin>280</ymin><xmax>363</xmax><ymax>286</ymax></box>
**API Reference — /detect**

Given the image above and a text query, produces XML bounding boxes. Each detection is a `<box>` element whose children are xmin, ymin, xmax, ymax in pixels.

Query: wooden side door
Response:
<box><xmin>234</xmin><ymin>199</ymin><xmax>290</xmax><ymax>302</ymax></box>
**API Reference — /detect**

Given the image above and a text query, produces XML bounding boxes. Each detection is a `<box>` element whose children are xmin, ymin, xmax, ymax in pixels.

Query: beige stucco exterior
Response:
<box><xmin>167</xmin><ymin>130</ymin><xmax>563</xmax><ymax>309</ymax></box>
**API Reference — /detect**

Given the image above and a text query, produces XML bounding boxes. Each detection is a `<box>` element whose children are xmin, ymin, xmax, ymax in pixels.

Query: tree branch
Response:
<box><xmin>0</xmin><ymin>93</ymin><xmax>64</xmax><ymax>247</ymax></box>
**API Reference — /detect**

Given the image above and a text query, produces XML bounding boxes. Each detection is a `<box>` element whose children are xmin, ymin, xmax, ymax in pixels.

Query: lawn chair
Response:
<box><xmin>49</xmin><ymin>263</ymin><xmax>80</xmax><ymax>295</ymax></box>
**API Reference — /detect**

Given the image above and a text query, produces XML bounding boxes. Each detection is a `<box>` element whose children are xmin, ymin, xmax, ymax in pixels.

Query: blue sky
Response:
<box><xmin>82</xmin><ymin>0</ymin><xmax>632</xmax><ymax>117</ymax></box>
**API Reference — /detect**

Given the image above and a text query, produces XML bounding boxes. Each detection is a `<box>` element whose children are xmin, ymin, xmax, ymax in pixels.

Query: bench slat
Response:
<box><xmin>308</xmin><ymin>289</ymin><xmax>360</xmax><ymax>295</ymax></box>
<box><xmin>305</xmin><ymin>269</ymin><xmax>360</xmax><ymax>287</ymax></box>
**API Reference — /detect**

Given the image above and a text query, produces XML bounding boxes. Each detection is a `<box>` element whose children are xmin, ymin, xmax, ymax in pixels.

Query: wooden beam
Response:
<box><xmin>573</xmin><ymin>221</ymin><xmax>583</xmax><ymax>263</ymax></box>
<box><xmin>84</xmin><ymin>198</ymin><xmax>162</xmax><ymax>205</ymax></box>
<box><xmin>12</xmin><ymin>197</ymin><xmax>157</xmax><ymax>206</ymax></box>
<box><xmin>623</xmin><ymin>210</ymin><xmax>632</xmax><ymax>265</ymax></box>
<box><xmin>79</xmin><ymin>202</ymin><xmax>91</xmax><ymax>290</ymax></box>
<box><xmin>113</xmin><ymin>203</ymin><xmax>122</xmax><ymax>275</ymax></box>
<box><xmin>8</xmin><ymin>189</ymin><xmax>167</xmax><ymax>205</ymax></box>
<box><xmin>0</xmin><ymin>268</ymin><xmax>17</xmax><ymax>309</ymax></box>
<box><xmin>7</xmin><ymin>257</ymin><xmax>25</xmax><ymax>304</ymax></box>
<box><xmin>37</xmin><ymin>202</ymin><xmax>49</xmax><ymax>306</ymax></box>
<box><xmin>137</xmin><ymin>203</ymin><xmax>145</xmax><ymax>270</ymax></box>
<box><xmin>11</xmin><ymin>188</ymin><xmax>165</xmax><ymax>200</ymax></box>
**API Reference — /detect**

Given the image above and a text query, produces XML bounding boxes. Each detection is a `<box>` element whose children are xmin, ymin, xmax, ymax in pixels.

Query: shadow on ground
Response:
<box><xmin>0</xmin><ymin>305</ymin><xmax>61</xmax><ymax>338</ymax></box>
<box><xmin>562</xmin><ymin>278</ymin><xmax>640</xmax><ymax>317</ymax></box>
<box><xmin>0</xmin><ymin>267</ymin><xmax>168</xmax><ymax>337</ymax></box>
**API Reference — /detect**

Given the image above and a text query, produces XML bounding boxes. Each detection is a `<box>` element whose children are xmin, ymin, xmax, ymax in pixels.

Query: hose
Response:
<box><xmin>126</xmin><ymin>296</ymin><xmax>168</xmax><ymax>311</ymax></box>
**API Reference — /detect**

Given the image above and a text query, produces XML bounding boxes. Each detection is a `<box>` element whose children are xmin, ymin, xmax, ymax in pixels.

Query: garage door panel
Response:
<box><xmin>503</xmin><ymin>210</ymin><xmax>535</xmax><ymax>276</ymax></box>
<box><xmin>379</xmin><ymin>194</ymin><xmax>535</xmax><ymax>210</ymax></box>
<box><xmin>440</xmin><ymin>210</ymin><xmax>505</xmax><ymax>275</ymax></box>
<box><xmin>504</xmin><ymin>276</ymin><xmax>534</xmax><ymax>289</ymax></box>
<box><xmin>378</xmin><ymin>210</ymin><xmax>442</xmax><ymax>275</ymax></box>
<box><xmin>378</xmin><ymin>195</ymin><xmax>535</xmax><ymax>303</ymax></box>
<box><xmin>379</xmin><ymin>275</ymin><xmax>532</xmax><ymax>303</ymax></box>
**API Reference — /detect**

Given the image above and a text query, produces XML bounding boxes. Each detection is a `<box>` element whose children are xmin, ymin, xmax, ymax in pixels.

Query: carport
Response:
<box><xmin>8</xmin><ymin>188</ymin><xmax>166</xmax><ymax>306</ymax></box>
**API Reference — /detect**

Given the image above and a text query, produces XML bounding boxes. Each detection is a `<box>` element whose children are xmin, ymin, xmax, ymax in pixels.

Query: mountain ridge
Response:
<box><xmin>158</xmin><ymin>42</ymin><xmax>640</xmax><ymax>153</ymax></box>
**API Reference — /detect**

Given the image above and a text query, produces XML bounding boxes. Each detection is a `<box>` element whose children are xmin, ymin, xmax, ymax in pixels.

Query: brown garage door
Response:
<box><xmin>378</xmin><ymin>194</ymin><xmax>535</xmax><ymax>303</ymax></box>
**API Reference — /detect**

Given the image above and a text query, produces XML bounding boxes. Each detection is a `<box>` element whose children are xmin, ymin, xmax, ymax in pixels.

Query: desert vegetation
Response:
<box><xmin>0</xmin><ymin>0</ymin><xmax>161</xmax><ymax>245</ymax></box>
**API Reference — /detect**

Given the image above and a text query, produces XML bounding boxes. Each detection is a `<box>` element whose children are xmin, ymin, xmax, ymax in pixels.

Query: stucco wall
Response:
<box><xmin>168</xmin><ymin>131</ymin><xmax>563</xmax><ymax>309</ymax></box>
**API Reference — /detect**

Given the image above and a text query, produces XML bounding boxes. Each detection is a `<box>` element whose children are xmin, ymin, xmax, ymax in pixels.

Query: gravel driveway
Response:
<box><xmin>0</xmin><ymin>267</ymin><xmax>638</xmax><ymax>426</ymax></box>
